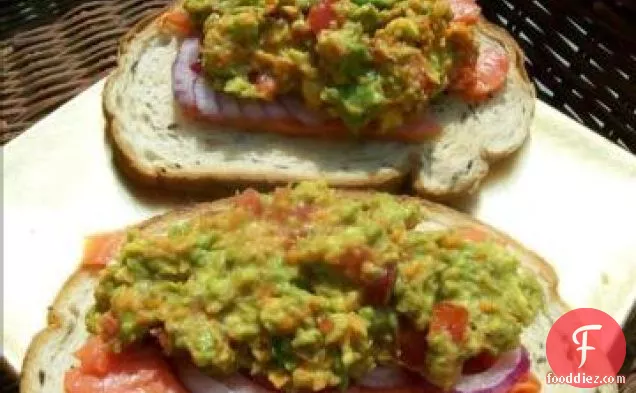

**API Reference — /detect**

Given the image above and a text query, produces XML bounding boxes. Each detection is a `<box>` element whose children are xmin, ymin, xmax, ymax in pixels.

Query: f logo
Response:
<box><xmin>546</xmin><ymin>308</ymin><xmax>626</xmax><ymax>388</ymax></box>
<box><xmin>572</xmin><ymin>324</ymin><xmax>602</xmax><ymax>368</ymax></box>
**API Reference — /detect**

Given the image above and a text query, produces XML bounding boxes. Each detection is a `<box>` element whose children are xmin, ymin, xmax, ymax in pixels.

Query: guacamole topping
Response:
<box><xmin>181</xmin><ymin>0</ymin><xmax>477</xmax><ymax>131</ymax></box>
<box><xmin>87</xmin><ymin>182</ymin><xmax>543</xmax><ymax>391</ymax></box>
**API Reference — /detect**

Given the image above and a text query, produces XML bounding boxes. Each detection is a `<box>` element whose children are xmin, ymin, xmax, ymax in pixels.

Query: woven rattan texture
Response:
<box><xmin>481</xmin><ymin>0</ymin><xmax>636</xmax><ymax>152</ymax></box>
<box><xmin>0</xmin><ymin>0</ymin><xmax>171</xmax><ymax>143</ymax></box>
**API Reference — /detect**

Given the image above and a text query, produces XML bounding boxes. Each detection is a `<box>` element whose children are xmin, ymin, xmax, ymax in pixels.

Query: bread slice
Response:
<box><xmin>22</xmin><ymin>191</ymin><xmax>615</xmax><ymax>393</ymax></box>
<box><xmin>19</xmin><ymin>205</ymin><xmax>212</xmax><ymax>393</ymax></box>
<box><xmin>415</xmin><ymin>21</ymin><xmax>535</xmax><ymax>197</ymax></box>
<box><xmin>103</xmin><ymin>6</ymin><xmax>535</xmax><ymax>198</ymax></box>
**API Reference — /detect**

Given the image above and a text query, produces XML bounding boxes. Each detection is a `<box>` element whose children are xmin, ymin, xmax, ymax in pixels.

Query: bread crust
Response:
<box><xmin>412</xmin><ymin>19</ymin><xmax>536</xmax><ymax>200</ymax></box>
<box><xmin>103</xmin><ymin>6</ymin><xmax>535</xmax><ymax>198</ymax></box>
<box><xmin>20</xmin><ymin>201</ymin><xmax>224</xmax><ymax>393</ymax></box>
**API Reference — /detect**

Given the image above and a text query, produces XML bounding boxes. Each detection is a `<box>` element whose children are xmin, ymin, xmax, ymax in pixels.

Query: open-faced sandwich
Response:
<box><xmin>104</xmin><ymin>0</ymin><xmax>535</xmax><ymax>198</ymax></box>
<box><xmin>23</xmin><ymin>182</ymin><xmax>570</xmax><ymax>393</ymax></box>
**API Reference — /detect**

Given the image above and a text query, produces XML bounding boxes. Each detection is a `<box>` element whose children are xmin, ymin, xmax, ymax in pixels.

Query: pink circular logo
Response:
<box><xmin>546</xmin><ymin>308</ymin><xmax>626</xmax><ymax>388</ymax></box>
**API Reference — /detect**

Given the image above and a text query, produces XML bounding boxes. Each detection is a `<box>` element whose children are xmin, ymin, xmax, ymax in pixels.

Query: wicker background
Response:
<box><xmin>481</xmin><ymin>0</ymin><xmax>636</xmax><ymax>153</ymax></box>
<box><xmin>0</xmin><ymin>0</ymin><xmax>171</xmax><ymax>143</ymax></box>
<box><xmin>1</xmin><ymin>0</ymin><xmax>636</xmax><ymax>390</ymax></box>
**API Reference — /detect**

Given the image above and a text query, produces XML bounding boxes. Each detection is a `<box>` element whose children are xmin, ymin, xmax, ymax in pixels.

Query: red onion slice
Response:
<box><xmin>177</xmin><ymin>362</ymin><xmax>233</xmax><ymax>393</ymax></box>
<box><xmin>216</xmin><ymin>92</ymin><xmax>242</xmax><ymax>118</ymax></box>
<box><xmin>280</xmin><ymin>96</ymin><xmax>324</xmax><ymax>125</ymax></box>
<box><xmin>261</xmin><ymin>101</ymin><xmax>289</xmax><ymax>119</ymax></box>
<box><xmin>223</xmin><ymin>374</ymin><xmax>274</xmax><ymax>393</ymax></box>
<box><xmin>173</xmin><ymin>38</ymin><xmax>199</xmax><ymax>109</ymax></box>
<box><xmin>177</xmin><ymin>362</ymin><xmax>274</xmax><ymax>393</ymax></box>
<box><xmin>194</xmin><ymin>77</ymin><xmax>220</xmax><ymax>117</ymax></box>
<box><xmin>448</xmin><ymin>0</ymin><xmax>481</xmax><ymax>24</ymax></box>
<box><xmin>240</xmin><ymin>99</ymin><xmax>266</xmax><ymax>119</ymax></box>
<box><xmin>175</xmin><ymin>348</ymin><xmax>527</xmax><ymax>393</ymax></box>
<box><xmin>453</xmin><ymin>347</ymin><xmax>530</xmax><ymax>393</ymax></box>
<box><xmin>358</xmin><ymin>366</ymin><xmax>412</xmax><ymax>388</ymax></box>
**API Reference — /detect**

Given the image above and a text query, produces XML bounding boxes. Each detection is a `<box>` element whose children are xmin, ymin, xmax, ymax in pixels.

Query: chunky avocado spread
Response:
<box><xmin>182</xmin><ymin>0</ymin><xmax>476</xmax><ymax>131</ymax></box>
<box><xmin>87</xmin><ymin>182</ymin><xmax>543</xmax><ymax>391</ymax></box>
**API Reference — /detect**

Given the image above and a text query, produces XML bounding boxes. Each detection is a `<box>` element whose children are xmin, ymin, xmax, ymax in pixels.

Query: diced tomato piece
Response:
<box><xmin>291</xmin><ymin>204</ymin><xmax>315</xmax><ymax>220</ymax></box>
<box><xmin>429</xmin><ymin>302</ymin><xmax>468</xmax><ymax>343</ymax></box>
<box><xmin>448</xmin><ymin>0</ymin><xmax>481</xmax><ymax>24</ymax></box>
<box><xmin>235</xmin><ymin>188</ymin><xmax>263</xmax><ymax>216</ymax></box>
<box><xmin>318</xmin><ymin>317</ymin><xmax>334</xmax><ymax>334</ymax></box>
<box><xmin>254</xmin><ymin>74</ymin><xmax>278</xmax><ymax>99</ymax></box>
<box><xmin>526</xmin><ymin>373</ymin><xmax>541</xmax><ymax>387</ymax></box>
<box><xmin>386</xmin><ymin>114</ymin><xmax>441</xmax><ymax>143</ymax></box>
<box><xmin>65</xmin><ymin>336</ymin><xmax>187</xmax><ymax>393</ymax></box>
<box><xmin>160</xmin><ymin>11</ymin><xmax>194</xmax><ymax>37</ymax></box>
<box><xmin>75</xmin><ymin>336</ymin><xmax>116</xmax><ymax>376</ymax></box>
<box><xmin>456</xmin><ymin>226</ymin><xmax>506</xmax><ymax>247</ymax></box>
<box><xmin>338</xmin><ymin>246</ymin><xmax>372</xmax><ymax>280</ymax></box>
<box><xmin>508</xmin><ymin>372</ymin><xmax>541</xmax><ymax>393</ymax></box>
<box><xmin>451</xmin><ymin>47</ymin><xmax>510</xmax><ymax>103</ymax></box>
<box><xmin>462</xmin><ymin>351</ymin><xmax>498</xmax><ymax>374</ymax></box>
<box><xmin>457</xmin><ymin>227</ymin><xmax>489</xmax><ymax>242</ymax></box>
<box><xmin>81</xmin><ymin>232</ymin><xmax>125</xmax><ymax>268</ymax></box>
<box><xmin>397</xmin><ymin>323</ymin><xmax>429</xmax><ymax>368</ymax></box>
<box><xmin>308</xmin><ymin>0</ymin><xmax>337</xmax><ymax>34</ymax></box>
<box><xmin>364</xmin><ymin>264</ymin><xmax>396</xmax><ymax>306</ymax></box>
<box><xmin>101</xmin><ymin>312</ymin><xmax>120</xmax><ymax>338</ymax></box>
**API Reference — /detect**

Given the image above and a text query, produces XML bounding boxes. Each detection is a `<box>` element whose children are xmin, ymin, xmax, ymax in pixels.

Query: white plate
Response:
<box><xmin>3</xmin><ymin>79</ymin><xmax>636</xmax><ymax>374</ymax></box>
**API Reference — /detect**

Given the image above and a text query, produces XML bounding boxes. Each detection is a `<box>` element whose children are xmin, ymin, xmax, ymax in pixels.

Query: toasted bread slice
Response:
<box><xmin>415</xmin><ymin>21</ymin><xmax>535</xmax><ymax>197</ymax></box>
<box><xmin>103</xmin><ymin>6</ymin><xmax>535</xmax><ymax>198</ymax></box>
<box><xmin>22</xmin><ymin>191</ymin><xmax>614</xmax><ymax>393</ymax></box>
